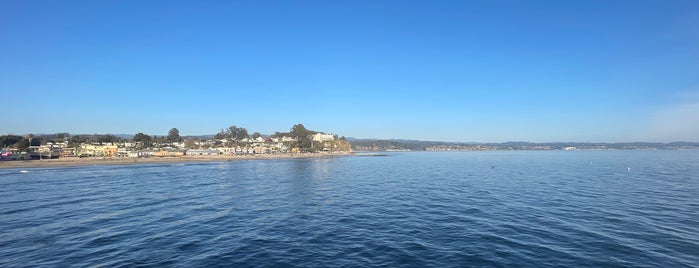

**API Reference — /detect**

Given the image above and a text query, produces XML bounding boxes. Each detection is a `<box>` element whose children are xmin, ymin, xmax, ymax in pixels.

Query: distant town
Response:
<box><xmin>0</xmin><ymin>124</ymin><xmax>350</xmax><ymax>161</ymax></box>
<box><xmin>2</xmin><ymin>124</ymin><xmax>698</xmax><ymax>161</ymax></box>
<box><xmin>350</xmin><ymin>139</ymin><xmax>699</xmax><ymax>152</ymax></box>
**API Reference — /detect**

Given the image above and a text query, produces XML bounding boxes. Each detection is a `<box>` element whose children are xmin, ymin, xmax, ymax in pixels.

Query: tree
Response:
<box><xmin>184</xmin><ymin>138</ymin><xmax>196</xmax><ymax>149</ymax></box>
<box><xmin>290</xmin><ymin>124</ymin><xmax>309</xmax><ymax>138</ymax></box>
<box><xmin>55</xmin><ymin>132</ymin><xmax>70</xmax><ymax>141</ymax></box>
<box><xmin>290</xmin><ymin>124</ymin><xmax>314</xmax><ymax>150</ymax></box>
<box><xmin>167</xmin><ymin>128</ymin><xmax>181</xmax><ymax>142</ymax></box>
<box><xmin>252</xmin><ymin>132</ymin><xmax>262</xmax><ymax>139</ymax></box>
<box><xmin>152</xmin><ymin>135</ymin><xmax>166</xmax><ymax>145</ymax></box>
<box><xmin>69</xmin><ymin>135</ymin><xmax>90</xmax><ymax>147</ymax></box>
<box><xmin>0</xmin><ymin>135</ymin><xmax>22</xmax><ymax>148</ymax></box>
<box><xmin>15</xmin><ymin>138</ymin><xmax>29</xmax><ymax>151</ymax></box>
<box><xmin>133</xmin><ymin>132</ymin><xmax>152</xmax><ymax>148</ymax></box>
<box><xmin>27</xmin><ymin>134</ymin><xmax>34</xmax><ymax>147</ymax></box>
<box><xmin>94</xmin><ymin>134</ymin><xmax>118</xmax><ymax>144</ymax></box>
<box><xmin>216</xmin><ymin>125</ymin><xmax>250</xmax><ymax>141</ymax></box>
<box><xmin>228</xmin><ymin>125</ymin><xmax>249</xmax><ymax>141</ymax></box>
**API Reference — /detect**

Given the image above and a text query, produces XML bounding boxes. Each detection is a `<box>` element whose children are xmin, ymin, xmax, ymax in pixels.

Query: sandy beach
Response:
<box><xmin>0</xmin><ymin>152</ymin><xmax>353</xmax><ymax>169</ymax></box>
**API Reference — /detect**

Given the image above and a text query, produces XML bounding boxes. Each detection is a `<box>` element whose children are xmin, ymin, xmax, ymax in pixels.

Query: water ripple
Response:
<box><xmin>1</xmin><ymin>151</ymin><xmax>698</xmax><ymax>267</ymax></box>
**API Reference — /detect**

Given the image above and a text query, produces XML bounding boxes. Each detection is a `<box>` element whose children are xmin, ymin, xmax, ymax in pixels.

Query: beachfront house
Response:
<box><xmin>76</xmin><ymin>145</ymin><xmax>118</xmax><ymax>157</ymax></box>
<box><xmin>60</xmin><ymin>148</ymin><xmax>76</xmax><ymax>158</ymax></box>
<box><xmin>312</xmin><ymin>133</ymin><xmax>335</xmax><ymax>142</ymax></box>
<box><xmin>153</xmin><ymin>150</ymin><xmax>185</xmax><ymax>157</ymax></box>
<box><xmin>185</xmin><ymin>149</ymin><xmax>221</xmax><ymax>156</ymax></box>
<box><xmin>218</xmin><ymin>147</ymin><xmax>237</xmax><ymax>155</ymax></box>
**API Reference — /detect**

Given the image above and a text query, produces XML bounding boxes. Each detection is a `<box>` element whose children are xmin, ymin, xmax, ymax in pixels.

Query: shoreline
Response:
<box><xmin>0</xmin><ymin>152</ymin><xmax>354</xmax><ymax>169</ymax></box>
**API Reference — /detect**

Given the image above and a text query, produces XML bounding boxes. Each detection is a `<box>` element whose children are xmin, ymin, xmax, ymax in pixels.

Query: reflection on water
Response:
<box><xmin>1</xmin><ymin>151</ymin><xmax>698</xmax><ymax>267</ymax></box>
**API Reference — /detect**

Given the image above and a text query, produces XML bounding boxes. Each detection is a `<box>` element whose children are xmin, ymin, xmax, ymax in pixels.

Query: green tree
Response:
<box><xmin>27</xmin><ymin>134</ymin><xmax>35</xmax><ymax>147</ymax></box>
<box><xmin>55</xmin><ymin>132</ymin><xmax>70</xmax><ymax>141</ymax></box>
<box><xmin>152</xmin><ymin>135</ymin><xmax>167</xmax><ymax>146</ymax></box>
<box><xmin>40</xmin><ymin>136</ymin><xmax>50</xmax><ymax>145</ymax></box>
<box><xmin>94</xmin><ymin>134</ymin><xmax>118</xmax><ymax>144</ymax></box>
<box><xmin>15</xmin><ymin>138</ymin><xmax>29</xmax><ymax>151</ymax></box>
<box><xmin>252</xmin><ymin>132</ymin><xmax>262</xmax><ymax>140</ymax></box>
<box><xmin>290</xmin><ymin>124</ymin><xmax>309</xmax><ymax>138</ymax></box>
<box><xmin>107</xmin><ymin>134</ymin><xmax>119</xmax><ymax>143</ymax></box>
<box><xmin>290</xmin><ymin>124</ymin><xmax>315</xmax><ymax>150</ymax></box>
<box><xmin>229</xmin><ymin>125</ymin><xmax>249</xmax><ymax>141</ymax></box>
<box><xmin>214</xmin><ymin>129</ymin><xmax>225</xmax><ymax>140</ymax></box>
<box><xmin>69</xmin><ymin>135</ymin><xmax>89</xmax><ymax>147</ymax></box>
<box><xmin>167</xmin><ymin>128</ymin><xmax>181</xmax><ymax>142</ymax></box>
<box><xmin>0</xmin><ymin>135</ymin><xmax>22</xmax><ymax>148</ymax></box>
<box><xmin>217</xmin><ymin>125</ymin><xmax>250</xmax><ymax>141</ymax></box>
<box><xmin>133</xmin><ymin>132</ymin><xmax>152</xmax><ymax>148</ymax></box>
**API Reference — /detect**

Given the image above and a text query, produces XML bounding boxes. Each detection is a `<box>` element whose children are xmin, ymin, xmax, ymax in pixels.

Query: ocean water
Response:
<box><xmin>1</xmin><ymin>151</ymin><xmax>698</xmax><ymax>267</ymax></box>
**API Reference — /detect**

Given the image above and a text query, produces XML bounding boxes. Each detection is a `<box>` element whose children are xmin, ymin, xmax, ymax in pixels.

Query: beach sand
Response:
<box><xmin>0</xmin><ymin>152</ymin><xmax>353</xmax><ymax>169</ymax></box>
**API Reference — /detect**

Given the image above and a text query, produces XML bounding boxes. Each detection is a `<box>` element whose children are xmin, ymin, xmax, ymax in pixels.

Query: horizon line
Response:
<box><xmin>2</xmin><ymin>132</ymin><xmax>698</xmax><ymax>145</ymax></box>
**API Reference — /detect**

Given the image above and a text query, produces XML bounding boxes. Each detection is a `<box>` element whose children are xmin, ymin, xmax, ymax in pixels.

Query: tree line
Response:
<box><xmin>0</xmin><ymin>128</ymin><xmax>182</xmax><ymax>151</ymax></box>
<box><xmin>1</xmin><ymin>123</ymin><xmax>341</xmax><ymax>152</ymax></box>
<box><xmin>211</xmin><ymin>123</ymin><xmax>322</xmax><ymax>151</ymax></box>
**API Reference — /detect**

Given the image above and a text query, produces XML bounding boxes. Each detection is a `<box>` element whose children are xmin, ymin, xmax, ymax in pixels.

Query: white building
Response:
<box><xmin>186</xmin><ymin>149</ymin><xmax>221</xmax><ymax>155</ymax></box>
<box><xmin>312</xmin><ymin>133</ymin><xmax>335</xmax><ymax>142</ymax></box>
<box><xmin>281</xmin><ymin>136</ymin><xmax>296</xmax><ymax>142</ymax></box>
<box><xmin>218</xmin><ymin>147</ymin><xmax>237</xmax><ymax>155</ymax></box>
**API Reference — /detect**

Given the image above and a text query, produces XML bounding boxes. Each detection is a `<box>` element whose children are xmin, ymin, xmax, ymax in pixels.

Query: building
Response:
<box><xmin>218</xmin><ymin>147</ymin><xmax>237</xmax><ymax>155</ymax></box>
<box><xmin>77</xmin><ymin>145</ymin><xmax>118</xmax><ymax>157</ymax></box>
<box><xmin>60</xmin><ymin>148</ymin><xmax>76</xmax><ymax>158</ymax></box>
<box><xmin>280</xmin><ymin>136</ymin><xmax>296</xmax><ymax>142</ymax></box>
<box><xmin>153</xmin><ymin>150</ymin><xmax>185</xmax><ymax>157</ymax></box>
<box><xmin>185</xmin><ymin>149</ymin><xmax>221</xmax><ymax>156</ymax></box>
<box><xmin>312</xmin><ymin>133</ymin><xmax>335</xmax><ymax>142</ymax></box>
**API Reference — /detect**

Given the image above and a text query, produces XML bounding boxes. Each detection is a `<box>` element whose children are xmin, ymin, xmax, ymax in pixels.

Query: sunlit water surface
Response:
<box><xmin>1</xmin><ymin>151</ymin><xmax>698</xmax><ymax>267</ymax></box>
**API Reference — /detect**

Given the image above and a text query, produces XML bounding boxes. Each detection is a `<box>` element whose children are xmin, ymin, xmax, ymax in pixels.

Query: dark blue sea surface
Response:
<box><xmin>1</xmin><ymin>151</ymin><xmax>698</xmax><ymax>267</ymax></box>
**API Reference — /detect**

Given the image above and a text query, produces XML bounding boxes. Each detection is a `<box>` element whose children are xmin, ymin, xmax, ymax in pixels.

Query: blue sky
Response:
<box><xmin>1</xmin><ymin>0</ymin><xmax>698</xmax><ymax>142</ymax></box>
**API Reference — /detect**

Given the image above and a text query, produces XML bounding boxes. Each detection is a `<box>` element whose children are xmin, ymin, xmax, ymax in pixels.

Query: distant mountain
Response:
<box><xmin>348</xmin><ymin>138</ymin><xmax>699</xmax><ymax>151</ymax></box>
<box><xmin>348</xmin><ymin>138</ymin><xmax>444</xmax><ymax>151</ymax></box>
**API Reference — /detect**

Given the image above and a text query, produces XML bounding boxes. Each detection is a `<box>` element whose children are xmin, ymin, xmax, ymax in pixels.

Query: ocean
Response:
<box><xmin>1</xmin><ymin>151</ymin><xmax>697</xmax><ymax>267</ymax></box>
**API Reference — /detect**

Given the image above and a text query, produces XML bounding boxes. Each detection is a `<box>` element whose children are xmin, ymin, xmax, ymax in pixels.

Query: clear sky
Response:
<box><xmin>1</xmin><ymin>0</ymin><xmax>698</xmax><ymax>142</ymax></box>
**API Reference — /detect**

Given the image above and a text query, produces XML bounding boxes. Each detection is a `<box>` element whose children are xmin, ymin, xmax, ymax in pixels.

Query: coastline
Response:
<box><xmin>0</xmin><ymin>152</ymin><xmax>354</xmax><ymax>169</ymax></box>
